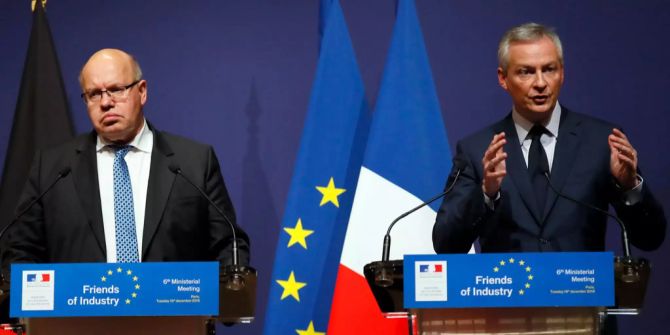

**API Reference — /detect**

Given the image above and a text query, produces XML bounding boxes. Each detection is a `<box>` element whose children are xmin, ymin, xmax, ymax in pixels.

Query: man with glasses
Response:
<box><xmin>3</xmin><ymin>49</ymin><xmax>249</xmax><ymax>267</ymax></box>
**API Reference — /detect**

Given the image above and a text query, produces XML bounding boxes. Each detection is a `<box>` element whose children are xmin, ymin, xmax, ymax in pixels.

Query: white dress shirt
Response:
<box><xmin>96</xmin><ymin>120</ymin><xmax>153</xmax><ymax>262</ymax></box>
<box><xmin>512</xmin><ymin>103</ymin><xmax>561</xmax><ymax>170</ymax></box>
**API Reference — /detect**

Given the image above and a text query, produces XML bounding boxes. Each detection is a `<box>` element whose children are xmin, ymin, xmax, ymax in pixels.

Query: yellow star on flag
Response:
<box><xmin>107</xmin><ymin>270</ymin><xmax>113</xmax><ymax>275</ymax></box>
<box><xmin>315</xmin><ymin>177</ymin><xmax>345</xmax><ymax>207</ymax></box>
<box><xmin>525</xmin><ymin>266</ymin><xmax>531</xmax><ymax>272</ymax></box>
<box><xmin>525</xmin><ymin>283</ymin><xmax>531</xmax><ymax>288</ymax></box>
<box><xmin>133</xmin><ymin>276</ymin><xmax>138</xmax><ymax>281</ymax></box>
<box><xmin>117</xmin><ymin>267</ymin><xmax>122</xmax><ymax>273</ymax></box>
<box><xmin>296</xmin><ymin>321</ymin><xmax>325</xmax><ymax>335</ymax></box>
<box><xmin>499</xmin><ymin>260</ymin><xmax>506</xmax><ymax>266</ymax></box>
<box><xmin>528</xmin><ymin>274</ymin><xmax>534</xmax><ymax>280</ymax></box>
<box><xmin>508</xmin><ymin>258</ymin><xmax>515</xmax><ymax>263</ymax></box>
<box><xmin>132</xmin><ymin>292</ymin><xmax>137</xmax><ymax>298</ymax></box>
<box><xmin>519</xmin><ymin>289</ymin><xmax>525</xmax><ymax>295</ymax></box>
<box><xmin>276</xmin><ymin>271</ymin><xmax>307</xmax><ymax>302</ymax></box>
<box><xmin>125</xmin><ymin>299</ymin><xmax>131</xmax><ymax>304</ymax></box>
<box><xmin>101</xmin><ymin>276</ymin><xmax>107</xmax><ymax>282</ymax></box>
<box><xmin>519</xmin><ymin>260</ymin><xmax>525</xmax><ymax>266</ymax></box>
<box><xmin>135</xmin><ymin>284</ymin><xmax>141</xmax><ymax>290</ymax></box>
<box><xmin>284</xmin><ymin>218</ymin><xmax>314</xmax><ymax>249</ymax></box>
<box><xmin>127</xmin><ymin>269</ymin><xmax>132</xmax><ymax>275</ymax></box>
<box><xmin>493</xmin><ymin>267</ymin><xmax>499</xmax><ymax>272</ymax></box>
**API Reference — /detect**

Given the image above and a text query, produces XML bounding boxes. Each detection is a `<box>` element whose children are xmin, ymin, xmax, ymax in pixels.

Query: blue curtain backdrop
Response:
<box><xmin>1</xmin><ymin>1</ymin><xmax>668</xmax><ymax>334</ymax></box>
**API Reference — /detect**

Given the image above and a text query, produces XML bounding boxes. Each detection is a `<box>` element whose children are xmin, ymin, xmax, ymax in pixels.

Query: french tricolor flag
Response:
<box><xmin>420</xmin><ymin>264</ymin><xmax>443</xmax><ymax>273</ymax></box>
<box><xmin>328</xmin><ymin>0</ymin><xmax>453</xmax><ymax>333</ymax></box>
<box><xmin>27</xmin><ymin>273</ymin><xmax>50</xmax><ymax>282</ymax></box>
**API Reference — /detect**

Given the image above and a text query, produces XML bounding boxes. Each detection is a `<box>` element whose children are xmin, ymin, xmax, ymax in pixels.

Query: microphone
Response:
<box><xmin>375</xmin><ymin>159</ymin><xmax>467</xmax><ymax>287</ymax></box>
<box><xmin>0</xmin><ymin>167</ymin><xmax>71</xmax><ymax>295</ymax></box>
<box><xmin>540</xmin><ymin>164</ymin><xmax>640</xmax><ymax>283</ymax></box>
<box><xmin>167</xmin><ymin>164</ymin><xmax>246</xmax><ymax>290</ymax></box>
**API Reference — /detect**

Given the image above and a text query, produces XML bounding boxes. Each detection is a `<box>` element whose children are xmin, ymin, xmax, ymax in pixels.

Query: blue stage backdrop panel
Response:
<box><xmin>1</xmin><ymin>1</ymin><xmax>668</xmax><ymax>334</ymax></box>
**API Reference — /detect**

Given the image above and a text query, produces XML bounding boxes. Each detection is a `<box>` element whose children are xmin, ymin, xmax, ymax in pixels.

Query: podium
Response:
<box><xmin>365</xmin><ymin>252</ymin><xmax>650</xmax><ymax>335</ymax></box>
<box><xmin>5</xmin><ymin>262</ymin><xmax>257</xmax><ymax>335</ymax></box>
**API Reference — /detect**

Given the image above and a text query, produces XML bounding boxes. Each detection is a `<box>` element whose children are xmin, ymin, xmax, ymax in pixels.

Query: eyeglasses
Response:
<box><xmin>81</xmin><ymin>80</ymin><xmax>141</xmax><ymax>104</ymax></box>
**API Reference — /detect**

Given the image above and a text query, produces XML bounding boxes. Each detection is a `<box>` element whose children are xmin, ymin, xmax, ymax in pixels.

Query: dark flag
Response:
<box><xmin>0</xmin><ymin>1</ymin><xmax>74</xmax><ymax>233</ymax></box>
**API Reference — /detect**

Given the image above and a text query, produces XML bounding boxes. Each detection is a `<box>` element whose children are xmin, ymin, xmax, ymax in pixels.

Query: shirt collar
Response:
<box><xmin>96</xmin><ymin>119</ymin><xmax>152</xmax><ymax>153</ymax></box>
<box><xmin>512</xmin><ymin>103</ymin><xmax>561</xmax><ymax>143</ymax></box>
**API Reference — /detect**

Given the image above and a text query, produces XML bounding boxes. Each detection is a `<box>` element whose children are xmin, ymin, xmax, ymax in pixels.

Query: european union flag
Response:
<box><xmin>262</xmin><ymin>0</ymin><xmax>369</xmax><ymax>334</ymax></box>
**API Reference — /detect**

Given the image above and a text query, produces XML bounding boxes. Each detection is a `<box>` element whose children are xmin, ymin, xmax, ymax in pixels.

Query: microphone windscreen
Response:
<box><xmin>452</xmin><ymin>157</ymin><xmax>467</xmax><ymax>171</ymax></box>
<box><xmin>58</xmin><ymin>167</ymin><xmax>71</xmax><ymax>177</ymax></box>
<box><xmin>167</xmin><ymin>164</ymin><xmax>181</xmax><ymax>174</ymax></box>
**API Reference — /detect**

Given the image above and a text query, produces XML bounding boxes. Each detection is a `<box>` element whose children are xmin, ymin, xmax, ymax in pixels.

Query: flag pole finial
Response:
<box><xmin>31</xmin><ymin>0</ymin><xmax>47</xmax><ymax>12</ymax></box>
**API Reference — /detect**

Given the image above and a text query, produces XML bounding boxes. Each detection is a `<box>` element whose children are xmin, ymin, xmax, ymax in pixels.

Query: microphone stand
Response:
<box><xmin>168</xmin><ymin>164</ymin><xmax>257</xmax><ymax>323</ymax></box>
<box><xmin>168</xmin><ymin>165</ymin><xmax>253</xmax><ymax>291</ymax></box>
<box><xmin>0</xmin><ymin>168</ymin><xmax>71</xmax><ymax>304</ymax></box>
<box><xmin>374</xmin><ymin>161</ymin><xmax>465</xmax><ymax>287</ymax></box>
<box><xmin>543</xmin><ymin>171</ymin><xmax>650</xmax><ymax>311</ymax></box>
<box><xmin>0</xmin><ymin>167</ymin><xmax>70</xmax><ymax>329</ymax></box>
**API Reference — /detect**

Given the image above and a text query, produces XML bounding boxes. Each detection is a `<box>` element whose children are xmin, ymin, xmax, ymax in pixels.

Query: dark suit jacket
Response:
<box><xmin>3</xmin><ymin>124</ymin><xmax>249</xmax><ymax>266</ymax></box>
<box><xmin>433</xmin><ymin>108</ymin><xmax>666</xmax><ymax>253</ymax></box>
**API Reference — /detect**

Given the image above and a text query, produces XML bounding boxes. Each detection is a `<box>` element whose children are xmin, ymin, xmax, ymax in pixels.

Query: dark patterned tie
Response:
<box><xmin>527</xmin><ymin>125</ymin><xmax>550</xmax><ymax>216</ymax></box>
<box><xmin>112</xmin><ymin>145</ymin><xmax>139</xmax><ymax>263</ymax></box>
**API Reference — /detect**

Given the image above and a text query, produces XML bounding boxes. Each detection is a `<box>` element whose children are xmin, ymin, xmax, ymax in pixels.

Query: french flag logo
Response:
<box><xmin>420</xmin><ymin>264</ymin><xmax>443</xmax><ymax>273</ymax></box>
<box><xmin>27</xmin><ymin>273</ymin><xmax>51</xmax><ymax>282</ymax></box>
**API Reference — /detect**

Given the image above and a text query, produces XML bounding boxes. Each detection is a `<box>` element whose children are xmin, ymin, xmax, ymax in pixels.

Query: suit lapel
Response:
<box><xmin>500</xmin><ymin>115</ymin><xmax>544</xmax><ymax>224</ymax></box>
<box><xmin>542</xmin><ymin>108</ymin><xmax>581</xmax><ymax>220</ymax></box>
<box><xmin>142</xmin><ymin>126</ymin><xmax>176</xmax><ymax>259</ymax></box>
<box><xmin>72</xmin><ymin>132</ymin><xmax>107</xmax><ymax>257</ymax></box>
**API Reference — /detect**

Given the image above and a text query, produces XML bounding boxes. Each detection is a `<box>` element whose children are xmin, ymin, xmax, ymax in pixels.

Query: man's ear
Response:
<box><xmin>497</xmin><ymin>67</ymin><xmax>508</xmax><ymax>91</ymax></box>
<box><xmin>138</xmin><ymin>79</ymin><xmax>148</xmax><ymax>105</ymax></box>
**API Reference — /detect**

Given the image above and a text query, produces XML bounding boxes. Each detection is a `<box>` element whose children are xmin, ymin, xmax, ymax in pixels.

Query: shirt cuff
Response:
<box><xmin>620</xmin><ymin>175</ymin><xmax>644</xmax><ymax>206</ymax></box>
<box><xmin>484</xmin><ymin>191</ymin><xmax>501</xmax><ymax>210</ymax></box>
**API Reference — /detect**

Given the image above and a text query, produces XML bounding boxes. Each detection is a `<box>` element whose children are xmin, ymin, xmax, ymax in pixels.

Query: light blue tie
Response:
<box><xmin>113</xmin><ymin>145</ymin><xmax>139</xmax><ymax>263</ymax></box>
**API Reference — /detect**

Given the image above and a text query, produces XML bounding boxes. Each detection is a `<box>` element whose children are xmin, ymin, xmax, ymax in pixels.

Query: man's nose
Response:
<box><xmin>100</xmin><ymin>91</ymin><xmax>115</xmax><ymax>108</ymax></box>
<box><xmin>533</xmin><ymin>72</ymin><xmax>547</xmax><ymax>91</ymax></box>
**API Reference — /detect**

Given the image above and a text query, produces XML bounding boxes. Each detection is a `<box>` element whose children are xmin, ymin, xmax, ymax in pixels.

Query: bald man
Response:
<box><xmin>3</xmin><ymin>49</ymin><xmax>249</xmax><ymax>267</ymax></box>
